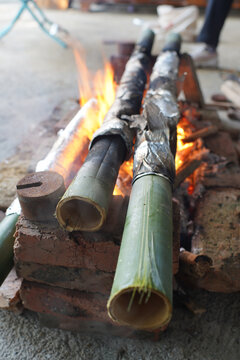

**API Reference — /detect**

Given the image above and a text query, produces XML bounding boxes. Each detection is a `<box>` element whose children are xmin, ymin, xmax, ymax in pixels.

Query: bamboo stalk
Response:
<box><xmin>108</xmin><ymin>175</ymin><xmax>173</xmax><ymax>330</ymax></box>
<box><xmin>107</xmin><ymin>33</ymin><xmax>181</xmax><ymax>330</ymax></box>
<box><xmin>56</xmin><ymin>28</ymin><xmax>155</xmax><ymax>232</ymax></box>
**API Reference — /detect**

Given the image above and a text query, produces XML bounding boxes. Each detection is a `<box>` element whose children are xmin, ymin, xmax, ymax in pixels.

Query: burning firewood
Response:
<box><xmin>56</xmin><ymin>28</ymin><xmax>155</xmax><ymax>232</ymax></box>
<box><xmin>107</xmin><ymin>33</ymin><xmax>181</xmax><ymax>331</ymax></box>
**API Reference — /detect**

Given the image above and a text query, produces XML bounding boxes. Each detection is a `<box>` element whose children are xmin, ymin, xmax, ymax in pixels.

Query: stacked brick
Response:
<box><xmin>14</xmin><ymin>197</ymin><xmax>180</xmax><ymax>335</ymax></box>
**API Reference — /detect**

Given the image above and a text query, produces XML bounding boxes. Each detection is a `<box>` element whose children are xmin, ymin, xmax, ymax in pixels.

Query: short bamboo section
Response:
<box><xmin>56</xmin><ymin>28</ymin><xmax>155</xmax><ymax>232</ymax></box>
<box><xmin>108</xmin><ymin>175</ymin><xmax>173</xmax><ymax>330</ymax></box>
<box><xmin>107</xmin><ymin>33</ymin><xmax>181</xmax><ymax>330</ymax></box>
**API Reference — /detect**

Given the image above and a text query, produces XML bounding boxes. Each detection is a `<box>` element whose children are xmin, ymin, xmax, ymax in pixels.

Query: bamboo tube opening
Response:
<box><xmin>108</xmin><ymin>288</ymin><xmax>172</xmax><ymax>330</ymax></box>
<box><xmin>56</xmin><ymin>197</ymin><xmax>104</xmax><ymax>232</ymax></box>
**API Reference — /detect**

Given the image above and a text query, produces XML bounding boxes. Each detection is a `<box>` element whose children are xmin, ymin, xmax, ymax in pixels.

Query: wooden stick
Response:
<box><xmin>174</xmin><ymin>158</ymin><xmax>202</xmax><ymax>189</ymax></box>
<box><xmin>182</xmin><ymin>125</ymin><xmax>218</xmax><ymax>143</ymax></box>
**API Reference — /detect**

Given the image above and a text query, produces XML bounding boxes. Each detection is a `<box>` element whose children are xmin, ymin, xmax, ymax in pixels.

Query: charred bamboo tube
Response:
<box><xmin>108</xmin><ymin>33</ymin><xmax>181</xmax><ymax>330</ymax></box>
<box><xmin>0</xmin><ymin>99</ymin><xmax>95</xmax><ymax>286</ymax></box>
<box><xmin>56</xmin><ymin>135</ymin><xmax>125</xmax><ymax>231</ymax></box>
<box><xmin>56</xmin><ymin>28</ymin><xmax>155</xmax><ymax>232</ymax></box>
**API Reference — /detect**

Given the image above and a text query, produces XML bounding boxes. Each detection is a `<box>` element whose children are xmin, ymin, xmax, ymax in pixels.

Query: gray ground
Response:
<box><xmin>0</xmin><ymin>2</ymin><xmax>240</xmax><ymax>359</ymax></box>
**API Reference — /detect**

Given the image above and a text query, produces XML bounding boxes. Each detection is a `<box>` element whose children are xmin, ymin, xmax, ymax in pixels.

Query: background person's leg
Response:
<box><xmin>197</xmin><ymin>0</ymin><xmax>234</xmax><ymax>48</ymax></box>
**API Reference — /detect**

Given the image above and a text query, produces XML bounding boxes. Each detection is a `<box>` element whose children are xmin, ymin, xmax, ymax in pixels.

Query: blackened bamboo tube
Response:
<box><xmin>107</xmin><ymin>33</ymin><xmax>181</xmax><ymax>330</ymax></box>
<box><xmin>56</xmin><ymin>29</ymin><xmax>155</xmax><ymax>232</ymax></box>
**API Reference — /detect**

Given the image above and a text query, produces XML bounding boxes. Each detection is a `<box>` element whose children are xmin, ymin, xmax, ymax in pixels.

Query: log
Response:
<box><xmin>107</xmin><ymin>33</ymin><xmax>181</xmax><ymax>331</ymax></box>
<box><xmin>56</xmin><ymin>28</ymin><xmax>155</xmax><ymax>232</ymax></box>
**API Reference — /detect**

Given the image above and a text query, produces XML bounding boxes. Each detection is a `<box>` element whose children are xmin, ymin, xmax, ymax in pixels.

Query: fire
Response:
<box><xmin>74</xmin><ymin>48</ymin><xmax>116</xmax><ymax>139</ymax></box>
<box><xmin>175</xmin><ymin>117</ymin><xmax>195</xmax><ymax>170</ymax></box>
<box><xmin>56</xmin><ymin>47</ymin><xmax>195</xmax><ymax>193</ymax></box>
<box><xmin>54</xmin><ymin>47</ymin><xmax>131</xmax><ymax>192</ymax></box>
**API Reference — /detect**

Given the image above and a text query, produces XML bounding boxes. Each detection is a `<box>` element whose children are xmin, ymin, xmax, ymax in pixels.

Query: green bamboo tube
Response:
<box><xmin>0</xmin><ymin>213</ymin><xmax>19</xmax><ymax>286</ymax></box>
<box><xmin>107</xmin><ymin>174</ymin><xmax>173</xmax><ymax>330</ymax></box>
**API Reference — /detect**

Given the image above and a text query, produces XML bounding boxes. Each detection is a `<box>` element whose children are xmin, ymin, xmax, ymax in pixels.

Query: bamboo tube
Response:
<box><xmin>108</xmin><ymin>175</ymin><xmax>173</xmax><ymax>330</ymax></box>
<box><xmin>0</xmin><ymin>212</ymin><xmax>19</xmax><ymax>286</ymax></box>
<box><xmin>56</xmin><ymin>135</ymin><xmax>125</xmax><ymax>231</ymax></box>
<box><xmin>0</xmin><ymin>99</ymin><xmax>95</xmax><ymax>287</ymax></box>
<box><xmin>56</xmin><ymin>28</ymin><xmax>155</xmax><ymax>232</ymax></box>
<box><xmin>107</xmin><ymin>33</ymin><xmax>181</xmax><ymax>330</ymax></box>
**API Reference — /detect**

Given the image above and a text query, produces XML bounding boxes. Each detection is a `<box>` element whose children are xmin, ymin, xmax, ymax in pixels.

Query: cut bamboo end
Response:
<box><xmin>56</xmin><ymin>196</ymin><xmax>105</xmax><ymax>232</ymax></box>
<box><xmin>107</xmin><ymin>175</ymin><xmax>173</xmax><ymax>330</ymax></box>
<box><xmin>108</xmin><ymin>287</ymin><xmax>172</xmax><ymax>330</ymax></box>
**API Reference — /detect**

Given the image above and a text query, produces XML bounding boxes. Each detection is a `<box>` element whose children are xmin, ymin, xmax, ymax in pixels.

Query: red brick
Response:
<box><xmin>183</xmin><ymin>188</ymin><xmax>240</xmax><ymax>293</ymax></box>
<box><xmin>14</xmin><ymin>217</ymin><xmax>120</xmax><ymax>272</ymax></box>
<box><xmin>21</xmin><ymin>281</ymin><xmax>167</xmax><ymax>337</ymax></box>
<box><xmin>0</xmin><ymin>267</ymin><xmax>22</xmax><ymax>313</ymax></box>
<box><xmin>20</xmin><ymin>281</ymin><xmax>110</xmax><ymax>323</ymax></box>
<box><xmin>16</xmin><ymin>261</ymin><xmax>113</xmax><ymax>293</ymax></box>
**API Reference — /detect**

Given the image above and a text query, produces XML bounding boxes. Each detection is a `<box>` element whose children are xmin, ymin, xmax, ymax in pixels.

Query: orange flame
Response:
<box><xmin>56</xmin><ymin>47</ymin><xmax>195</xmax><ymax>193</ymax></box>
<box><xmin>53</xmin><ymin>48</ymin><xmax>129</xmax><ymax>190</ymax></box>
<box><xmin>175</xmin><ymin>117</ymin><xmax>195</xmax><ymax>170</ymax></box>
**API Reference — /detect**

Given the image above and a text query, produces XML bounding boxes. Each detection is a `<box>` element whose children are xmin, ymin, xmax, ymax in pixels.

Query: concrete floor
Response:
<box><xmin>0</xmin><ymin>2</ymin><xmax>240</xmax><ymax>359</ymax></box>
